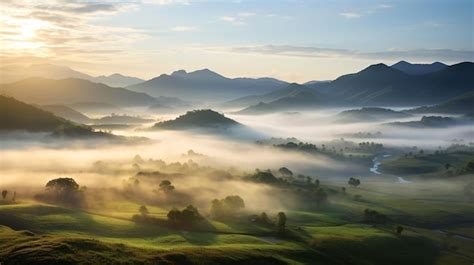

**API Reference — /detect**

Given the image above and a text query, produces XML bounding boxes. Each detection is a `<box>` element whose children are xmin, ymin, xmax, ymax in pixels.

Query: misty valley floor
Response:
<box><xmin>1</xmin><ymin>94</ymin><xmax>474</xmax><ymax>265</ymax></box>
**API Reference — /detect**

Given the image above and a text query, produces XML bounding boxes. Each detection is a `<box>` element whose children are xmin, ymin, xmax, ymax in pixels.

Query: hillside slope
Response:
<box><xmin>39</xmin><ymin>105</ymin><xmax>92</xmax><ymax>124</ymax></box>
<box><xmin>0</xmin><ymin>78</ymin><xmax>156</xmax><ymax>107</ymax></box>
<box><xmin>408</xmin><ymin>92</ymin><xmax>474</xmax><ymax>115</ymax></box>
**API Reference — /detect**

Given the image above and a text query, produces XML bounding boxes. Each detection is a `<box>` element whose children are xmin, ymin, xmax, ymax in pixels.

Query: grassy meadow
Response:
<box><xmin>1</xmin><ymin>178</ymin><xmax>473</xmax><ymax>265</ymax></box>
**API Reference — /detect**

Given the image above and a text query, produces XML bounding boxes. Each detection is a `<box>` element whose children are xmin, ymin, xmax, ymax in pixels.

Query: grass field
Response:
<box><xmin>379</xmin><ymin>151</ymin><xmax>474</xmax><ymax>177</ymax></box>
<box><xmin>1</xmin><ymin>179</ymin><xmax>473</xmax><ymax>265</ymax></box>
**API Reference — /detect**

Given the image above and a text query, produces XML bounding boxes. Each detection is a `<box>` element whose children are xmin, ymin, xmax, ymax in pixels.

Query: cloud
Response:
<box><xmin>238</xmin><ymin>12</ymin><xmax>256</xmax><ymax>17</ymax></box>
<box><xmin>171</xmin><ymin>26</ymin><xmax>197</xmax><ymax>32</ymax></box>
<box><xmin>220</xmin><ymin>16</ymin><xmax>236</xmax><ymax>22</ymax></box>
<box><xmin>219</xmin><ymin>16</ymin><xmax>245</xmax><ymax>25</ymax></box>
<box><xmin>230</xmin><ymin>45</ymin><xmax>353</xmax><ymax>58</ymax></box>
<box><xmin>142</xmin><ymin>0</ymin><xmax>190</xmax><ymax>5</ymax></box>
<box><xmin>377</xmin><ymin>4</ymin><xmax>393</xmax><ymax>9</ymax></box>
<box><xmin>222</xmin><ymin>45</ymin><xmax>474</xmax><ymax>62</ymax></box>
<box><xmin>0</xmin><ymin>0</ymin><xmax>146</xmax><ymax>62</ymax></box>
<box><xmin>340</xmin><ymin>3</ymin><xmax>393</xmax><ymax>19</ymax></box>
<box><xmin>339</xmin><ymin>12</ymin><xmax>362</xmax><ymax>19</ymax></box>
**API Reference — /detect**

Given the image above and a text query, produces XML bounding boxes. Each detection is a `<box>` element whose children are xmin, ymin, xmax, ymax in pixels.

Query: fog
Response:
<box><xmin>1</xmin><ymin>108</ymin><xmax>473</xmax><ymax>213</ymax></box>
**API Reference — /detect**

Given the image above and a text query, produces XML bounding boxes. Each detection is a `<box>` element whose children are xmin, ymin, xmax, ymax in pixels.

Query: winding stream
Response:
<box><xmin>370</xmin><ymin>154</ymin><xmax>412</xmax><ymax>183</ymax></box>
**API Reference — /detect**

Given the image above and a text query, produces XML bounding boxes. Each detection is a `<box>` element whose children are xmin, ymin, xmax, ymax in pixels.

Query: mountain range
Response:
<box><xmin>128</xmin><ymin>69</ymin><xmax>288</xmax><ymax>102</ymax></box>
<box><xmin>309</xmin><ymin>61</ymin><xmax>473</xmax><ymax>106</ymax></box>
<box><xmin>0</xmin><ymin>78</ymin><xmax>156</xmax><ymax>107</ymax></box>
<box><xmin>0</xmin><ymin>64</ymin><xmax>144</xmax><ymax>87</ymax></box>
<box><xmin>1</xmin><ymin>61</ymin><xmax>472</xmax><ymax>112</ymax></box>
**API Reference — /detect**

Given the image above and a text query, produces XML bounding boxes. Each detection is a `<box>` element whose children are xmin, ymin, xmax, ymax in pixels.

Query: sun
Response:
<box><xmin>0</xmin><ymin>16</ymin><xmax>49</xmax><ymax>52</ymax></box>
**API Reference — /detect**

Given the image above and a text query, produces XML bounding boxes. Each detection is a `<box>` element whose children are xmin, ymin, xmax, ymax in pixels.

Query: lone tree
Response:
<box><xmin>159</xmin><ymin>180</ymin><xmax>175</xmax><ymax>193</ymax></box>
<box><xmin>277</xmin><ymin>212</ymin><xmax>287</xmax><ymax>235</ymax></box>
<box><xmin>139</xmin><ymin>205</ymin><xmax>149</xmax><ymax>216</ymax></box>
<box><xmin>37</xmin><ymin>178</ymin><xmax>84</xmax><ymax>207</ymax></box>
<box><xmin>1</xmin><ymin>190</ymin><xmax>7</xmax><ymax>200</ymax></box>
<box><xmin>348</xmin><ymin>177</ymin><xmax>361</xmax><ymax>187</ymax></box>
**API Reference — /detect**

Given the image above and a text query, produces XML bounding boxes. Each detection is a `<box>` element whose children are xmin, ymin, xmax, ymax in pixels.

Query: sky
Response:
<box><xmin>1</xmin><ymin>0</ymin><xmax>473</xmax><ymax>82</ymax></box>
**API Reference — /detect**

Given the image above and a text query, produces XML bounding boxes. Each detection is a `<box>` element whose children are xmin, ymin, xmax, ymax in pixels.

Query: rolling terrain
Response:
<box><xmin>0</xmin><ymin>78</ymin><xmax>156</xmax><ymax>107</ymax></box>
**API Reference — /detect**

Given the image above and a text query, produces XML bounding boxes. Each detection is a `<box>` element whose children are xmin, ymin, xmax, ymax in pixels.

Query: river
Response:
<box><xmin>370</xmin><ymin>154</ymin><xmax>412</xmax><ymax>183</ymax></box>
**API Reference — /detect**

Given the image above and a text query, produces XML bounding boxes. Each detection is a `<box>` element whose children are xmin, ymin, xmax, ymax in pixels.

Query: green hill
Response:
<box><xmin>0</xmin><ymin>95</ymin><xmax>75</xmax><ymax>132</ymax></box>
<box><xmin>0</xmin><ymin>95</ymin><xmax>115</xmax><ymax>139</ymax></box>
<box><xmin>152</xmin><ymin>109</ymin><xmax>240</xmax><ymax>130</ymax></box>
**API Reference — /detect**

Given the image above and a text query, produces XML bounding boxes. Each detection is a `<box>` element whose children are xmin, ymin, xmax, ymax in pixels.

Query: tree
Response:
<box><xmin>278</xmin><ymin>167</ymin><xmax>293</xmax><ymax>177</ymax></box>
<box><xmin>167</xmin><ymin>205</ymin><xmax>202</xmax><ymax>228</ymax></box>
<box><xmin>159</xmin><ymin>180</ymin><xmax>175</xmax><ymax>193</ymax></box>
<box><xmin>46</xmin><ymin>178</ymin><xmax>79</xmax><ymax>193</ymax></box>
<box><xmin>396</xmin><ymin>225</ymin><xmax>404</xmax><ymax>235</ymax></box>
<box><xmin>1</xmin><ymin>190</ymin><xmax>7</xmax><ymax>200</ymax></box>
<box><xmin>277</xmin><ymin>212</ymin><xmax>287</xmax><ymax>235</ymax></box>
<box><xmin>248</xmin><ymin>171</ymin><xmax>279</xmax><ymax>184</ymax></box>
<box><xmin>363</xmin><ymin>209</ymin><xmax>387</xmax><ymax>225</ymax></box>
<box><xmin>210</xmin><ymin>195</ymin><xmax>245</xmax><ymax>219</ymax></box>
<box><xmin>167</xmin><ymin>208</ymin><xmax>182</xmax><ymax>225</ymax></box>
<box><xmin>139</xmin><ymin>205</ymin><xmax>149</xmax><ymax>216</ymax></box>
<box><xmin>223</xmin><ymin>195</ymin><xmax>245</xmax><ymax>209</ymax></box>
<box><xmin>314</xmin><ymin>179</ymin><xmax>320</xmax><ymax>188</ymax></box>
<box><xmin>259</xmin><ymin>212</ymin><xmax>271</xmax><ymax>224</ymax></box>
<box><xmin>38</xmin><ymin>178</ymin><xmax>84</xmax><ymax>207</ymax></box>
<box><xmin>348</xmin><ymin>177</ymin><xmax>361</xmax><ymax>187</ymax></box>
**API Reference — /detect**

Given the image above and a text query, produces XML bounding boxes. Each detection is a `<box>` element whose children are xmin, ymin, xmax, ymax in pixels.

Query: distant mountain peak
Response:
<box><xmin>358</xmin><ymin>63</ymin><xmax>394</xmax><ymax>74</ymax></box>
<box><xmin>189</xmin><ymin>68</ymin><xmax>225</xmax><ymax>78</ymax></box>
<box><xmin>171</xmin><ymin>70</ymin><xmax>187</xmax><ymax>76</ymax></box>
<box><xmin>366</xmin><ymin>63</ymin><xmax>389</xmax><ymax>69</ymax></box>
<box><xmin>391</xmin><ymin>61</ymin><xmax>447</xmax><ymax>75</ymax></box>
